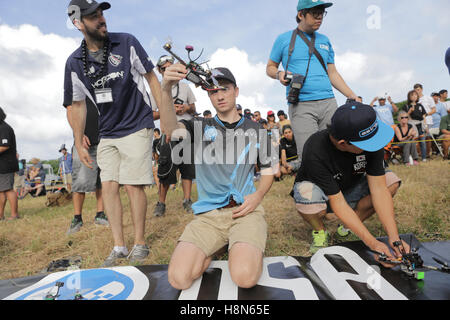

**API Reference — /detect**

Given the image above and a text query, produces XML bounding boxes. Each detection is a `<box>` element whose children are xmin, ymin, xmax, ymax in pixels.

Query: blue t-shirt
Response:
<box><xmin>59</xmin><ymin>153</ymin><xmax>73</xmax><ymax>174</ymax></box>
<box><xmin>269</xmin><ymin>30</ymin><xmax>335</xmax><ymax>103</ymax></box>
<box><xmin>64</xmin><ymin>33</ymin><xmax>155</xmax><ymax>139</ymax></box>
<box><xmin>373</xmin><ymin>104</ymin><xmax>395</xmax><ymax>126</ymax></box>
<box><xmin>431</xmin><ymin>102</ymin><xmax>448</xmax><ymax>129</ymax></box>
<box><xmin>180</xmin><ymin>116</ymin><xmax>278</xmax><ymax>215</ymax></box>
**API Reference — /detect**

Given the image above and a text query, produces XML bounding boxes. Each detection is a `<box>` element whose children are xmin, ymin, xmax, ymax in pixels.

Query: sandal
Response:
<box><xmin>7</xmin><ymin>216</ymin><xmax>20</xmax><ymax>221</ymax></box>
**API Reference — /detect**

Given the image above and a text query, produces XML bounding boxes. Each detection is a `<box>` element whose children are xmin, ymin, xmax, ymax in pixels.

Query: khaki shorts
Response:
<box><xmin>62</xmin><ymin>173</ymin><xmax>73</xmax><ymax>185</ymax></box>
<box><xmin>98</xmin><ymin>128</ymin><xmax>154</xmax><ymax>185</ymax></box>
<box><xmin>179</xmin><ymin>205</ymin><xmax>267</xmax><ymax>257</ymax></box>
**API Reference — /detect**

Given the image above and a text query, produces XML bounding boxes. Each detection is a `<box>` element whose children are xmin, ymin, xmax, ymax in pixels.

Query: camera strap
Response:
<box><xmin>285</xmin><ymin>29</ymin><xmax>328</xmax><ymax>76</ymax></box>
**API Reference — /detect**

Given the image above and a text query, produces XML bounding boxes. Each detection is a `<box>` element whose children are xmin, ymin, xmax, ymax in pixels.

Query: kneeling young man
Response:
<box><xmin>292</xmin><ymin>102</ymin><xmax>410</xmax><ymax>260</ymax></box>
<box><xmin>160</xmin><ymin>64</ymin><xmax>277</xmax><ymax>290</ymax></box>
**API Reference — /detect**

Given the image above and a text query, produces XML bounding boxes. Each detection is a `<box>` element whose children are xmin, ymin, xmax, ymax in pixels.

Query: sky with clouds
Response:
<box><xmin>0</xmin><ymin>0</ymin><xmax>448</xmax><ymax>160</ymax></box>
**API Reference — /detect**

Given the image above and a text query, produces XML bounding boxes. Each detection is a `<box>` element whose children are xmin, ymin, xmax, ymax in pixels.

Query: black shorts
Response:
<box><xmin>158</xmin><ymin>162</ymin><xmax>195</xmax><ymax>186</ymax></box>
<box><xmin>157</xmin><ymin>140</ymin><xmax>195</xmax><ymax>185</ymax></box>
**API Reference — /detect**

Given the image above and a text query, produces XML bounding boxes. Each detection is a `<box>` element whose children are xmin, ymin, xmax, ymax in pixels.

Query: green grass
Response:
<box><xmin>0</xmin><ymin>159</ymin><xmax>448</xmax><ymax>280</ymax></box>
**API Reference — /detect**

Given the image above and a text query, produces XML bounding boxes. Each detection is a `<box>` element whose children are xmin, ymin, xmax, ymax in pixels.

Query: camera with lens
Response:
<box><xmin>286</xmin><ymin>74</ymin><xmax>306</xmax><ymax>105</ymax></box>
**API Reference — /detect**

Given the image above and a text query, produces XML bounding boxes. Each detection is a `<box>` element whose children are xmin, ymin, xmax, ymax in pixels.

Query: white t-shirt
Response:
<box><xmin>419</xmin><ymin>95</ymin><xmax>436</xmax><ymax>125</ymax></box>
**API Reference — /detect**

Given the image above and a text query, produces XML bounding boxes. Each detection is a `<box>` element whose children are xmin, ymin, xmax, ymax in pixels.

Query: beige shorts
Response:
<box><xmin>179</xmin><ymin>205</ymin><xmax>267</xmax><ymax>258</ymax></box>
<box><xmin>97</xmin><ymin>128</ymin><xmax>154</xmax><ymax>185</ymax></box>
<box><xmin>62</xmin><ymin>173</ymin><xmax>73</xmax><ymax>185</ymax></box>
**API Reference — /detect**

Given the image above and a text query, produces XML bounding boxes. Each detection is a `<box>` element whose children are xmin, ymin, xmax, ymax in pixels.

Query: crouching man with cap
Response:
<box><xmin>159</xmin><ymin>64</ymin><xmax>278</xmax><ymax>290</ymax></box>
<box><xmin>291</xmin><ymin>102</ymin><xmax>410</xmax><ymax>263</ymax></box>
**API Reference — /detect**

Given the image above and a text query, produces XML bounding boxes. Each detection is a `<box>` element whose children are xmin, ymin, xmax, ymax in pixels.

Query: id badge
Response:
<box><xmin>95</xmin><ymin>88</ymin><xmax>113</xmax><ymax>104</ymax></box>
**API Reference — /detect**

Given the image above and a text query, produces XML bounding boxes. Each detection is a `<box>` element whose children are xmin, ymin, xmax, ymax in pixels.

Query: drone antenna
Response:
<box><xmin>189</xmin><ymin>48</ymin><xmax>204</xmax><ymax>63</ymax></box>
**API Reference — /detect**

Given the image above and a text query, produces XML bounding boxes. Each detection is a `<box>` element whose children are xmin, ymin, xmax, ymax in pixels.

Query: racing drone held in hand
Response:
<box><xmin>163</xmin><ymin>41</ymin><xmax>223</xmax><ymax>92</ymax></box>
<box><xmin>370</xmin><ymin>240</ymin><xmax>450</xmax><ymax>281</ymax></box>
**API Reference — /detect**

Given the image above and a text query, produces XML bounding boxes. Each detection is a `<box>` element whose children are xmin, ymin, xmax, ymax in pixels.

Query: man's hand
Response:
<box><xmin>232</xmin><ymin>192</ymin><xmax>263</xmax><ymax>219</ymax></box>
<box><xmin>75</xmin><ymin>143</ymin><xmax>93</xmax><ymax>169</ymax></box>
<box><xmin>82</xmin><ymin>135</ymin><xmax>91</xmax><ymax>150</ymax></box>
<box><xmin>277</xmin><ymin>71</ymin><xmax>292</xmax><ymax>87</ymax></box>
<box><xmin>389</xmin><ymin>238</ymin><xmax>411</xmax><ymax>258</ymax></box>
<box><xmin>369</xmin><ymin>240</ymin><xmax>397</xmax><ymax>268</ymax></box>
<box><xmin>162</xmin><ymin>63</ymin><xmax>187</xmax><ymax>91</ymax></box>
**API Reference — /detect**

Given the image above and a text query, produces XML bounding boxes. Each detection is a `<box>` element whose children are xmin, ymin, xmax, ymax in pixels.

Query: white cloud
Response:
<box><xmin>334</xmin><ymin>50</ymin><xmax>415</xmax><ymax>103</ymax></box>
<box><xmin>0</xmin><ymin>23</ymin><xmax>80</xmax><ymax>160</ymax></box>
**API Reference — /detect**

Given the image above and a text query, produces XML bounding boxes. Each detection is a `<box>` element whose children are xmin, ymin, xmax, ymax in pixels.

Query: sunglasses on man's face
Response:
<box><xmin>401</xmin><ymin>117</ymin><xmax>409</xmax><ymax>119</ymax></box>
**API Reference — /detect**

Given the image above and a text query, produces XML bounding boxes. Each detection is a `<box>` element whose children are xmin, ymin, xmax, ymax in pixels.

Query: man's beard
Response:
<box><xmin>85</xmin><ymin>23</ymin><xmax>108</xmax><ymax>43</ymax></box>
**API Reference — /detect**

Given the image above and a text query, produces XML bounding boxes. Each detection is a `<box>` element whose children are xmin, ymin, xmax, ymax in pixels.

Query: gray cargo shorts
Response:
<box><xmin>292</xmin><ymin>172</ymin><xmax>402</xmax><ymax>215</ymax></box>
<box><xmin>289</xmin><ymin>98</ymin><xmax>338</xmax><ymax>157</ymax></box>
<box><xmin>72</xmin><ymin>145</ymin><xmax>101</xmax><ymax>193</ymax></box>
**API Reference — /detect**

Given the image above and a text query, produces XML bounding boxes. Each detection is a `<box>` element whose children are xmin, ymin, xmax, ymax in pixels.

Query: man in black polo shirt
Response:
<box><xmin>0</xmin><ymin>107</ymin><xmax>20</xmax><ymax>221</ymax></box>
<box><xmin>65</xmin><ymin>0</ymin><xmax>162</xmax><ymax>267</ymax></box>
<box><xmin>292</xmin><ymin>102</ymin><xmax>410</xmax><ymax>262</ymax></box>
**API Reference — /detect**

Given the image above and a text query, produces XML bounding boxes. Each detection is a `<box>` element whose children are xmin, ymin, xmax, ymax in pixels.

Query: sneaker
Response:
<box><xmin>101</xmin><ymin>249</ymin><xmax>127</xmax><ymax>268</ymax></box>
<box><xmin>127</xmin><ymin>244</ymin><xmax>150</xmax><ymax>264</ymax></box>
<box><xmin>183</xmin><ymin>199</ymin><xmax>193</xmax><ymax>213</ymax></box>
<box><xmin>310</xmin><ymin>230</ymin><xmax>329</xmax><ymax>254</ymax></box>
<box><xmin>337</xmin><ymin>225</ymin><xmax>350</xmax><ymax>237</ymax></box>
<box><xmin>153</xmin><ymin>202</ymin><xmax>166</xmax><ymax>217</ymax></box>
<box><xmin>94</xmin><ymin>212</ymin><xmax>109</xmax><ymax>226</ymax></box>
<box><xmin>67</xmin><ymin>218</ymin><xmax>83</xmax><ymax>235</ymax></box>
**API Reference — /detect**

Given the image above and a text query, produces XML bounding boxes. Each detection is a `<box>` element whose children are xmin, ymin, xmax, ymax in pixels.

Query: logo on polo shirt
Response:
<box><xmin>109</xmin><ymin>53</ymin><xmax>123</xmax><ymax>67</ymax></box>
<box><xmin>2</xmin><ymin>139</ymin><xmax>8</xmax><ymax>144</ymax></box>
<box><xmin>319</xmin><ymin>44</ymin><xmax>329</xmax><ymax>51</ymax></box>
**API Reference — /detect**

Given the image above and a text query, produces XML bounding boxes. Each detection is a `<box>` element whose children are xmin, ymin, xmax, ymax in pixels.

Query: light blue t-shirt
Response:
<box><xmin>373</xmin><ymin>104</ymin><xmax>395</xmax><ymax>126</ymax></box>
<box><xmin>431</xmin><ymin>102</ymin><xmax>448</xmax><ymax>129</ymax></box>
<box><xmin>270</xmin><ymin>30</ymin><xmax>335</xmax><ymax>103</ymax></box>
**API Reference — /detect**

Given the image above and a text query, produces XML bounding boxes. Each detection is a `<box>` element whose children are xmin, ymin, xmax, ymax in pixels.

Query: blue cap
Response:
<box><xmin>330</xmin><ymin>102</ymin><xmax>394</xmax><ymax>152</ymax></box>
<box><xmin>297</xmin><ymin>0</ymin><xmax>333</xmax><ymax>11</ymax></box>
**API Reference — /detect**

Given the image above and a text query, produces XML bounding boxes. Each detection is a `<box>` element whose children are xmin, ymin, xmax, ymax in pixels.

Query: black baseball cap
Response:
<box><xmin>330</xmin><ymin>102</ymin><xmax>394</xmax><ymax>152</ymax></box>
<box><xmin>68</xmin><ymin>0</ymin><xmax>111</xmax><ymax>21</ymax></box>
<box><xmin>210</xmin><ymin>68</ymin><xmax>237</xmax><ymax>86</ymax></box>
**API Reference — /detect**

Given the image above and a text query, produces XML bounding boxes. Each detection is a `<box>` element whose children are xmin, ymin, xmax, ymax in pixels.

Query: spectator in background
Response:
<box><xmin>393</xmin><ymin>111</ymin><xmax>419</xmax><ymax>166</ymax></box>
<box><xmin>151</xmin><ymin>128</ymin><xmax>161</xmax><ymax>190</ymax></box>
<box><xmin>65</xmin><ymin>97</ymin><xmax>107</xmax><ymax>235</ymax></box>
<box><xmin>414</xmin><ymin>84</ymin><xmax>436</xmax><ymax>159</ymax></box>
<box><xmin>14</xmin><ymin>153</ymin><xmax>26</xmax><ymax>196</ymax></box>
<box><xmin>254</xmin><ymin>111</ymin><xmax>263</xmax><ymax>124</ymax></box>
<box><xmin>277</xmin><ymin>110</ymin><xmax>291</xmax><ymax>135</ymax></box>
<box><xmin>439</xmin><ymin>90</ymin><xmax>450</xmax><ymax>111</ymax></box>
<box><xmin>244</xmin><ymin>109</ymin><xmax>253</xmax><ymax>120</ymax></box>
<box><xmin>237</xmin><ymin>104</ymin><xmax>243</xmax><ymax>115</ymax></box>
<box><xmin>0</xmin><ymin>107</ymin><xmax>20</xmax><ymax>221</ymax></box>
<box><xmin>203</xmin><ymin>110</ymin><xmax>212</xmax><ymax>119</ymax></box>
<box><xmin>404</xmin><ymin>90</ymin><xmax>428</xmax><ymax>162</ymax></box>
<box><xmin>276</xmin><ymin>125</ymin><xmax>301</xmax><ymax>180</ymax></box>
<box><xmin>439</xmin><ymin>111</ymin><xmax>450</xmax><ymax>160</ymax></box>
<box><xmin>157</xmin><ymin>56</ymin><xmax>198</xmax><ymax>120</ymax></box>
<box><xmin>24</xmin><ymin>158</ymin><xmax>46</xmax><ymax>197</ymax></box>
<box><xmin>267</xmin><ymin>111</ymin><xmax>280</xmax><ymax>143</ymax></box>
<box><xmin>369</xmin><ymin>96</ymin><xmax>398</xmax><ymax>126</ymax></box>
<box><xmin>58</xmin><ymin>144</ymin><xmax>73</xmax><ymax>192</ymax></box>
<box><xmin>430</xmin><ymin>93</ymin><xmax>448</xmax><ymax>138</ymax></box>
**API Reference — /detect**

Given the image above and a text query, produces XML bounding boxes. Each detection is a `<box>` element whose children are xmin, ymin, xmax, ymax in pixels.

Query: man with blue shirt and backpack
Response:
<box><xmin>64</xmin><ymin>0</ymin><xmax>162</xmax><ymax>267</ymax></box>
<box><xmin>267</xmin><ymin>0</ymin><xmax>359</xmax><ymax>158</ymax></box>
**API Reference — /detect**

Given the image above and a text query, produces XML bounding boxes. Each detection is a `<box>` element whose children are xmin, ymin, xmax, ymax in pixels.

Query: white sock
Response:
<box><xmin>114</xmin><ymin>246</ymin><xmax>128</xmax><ymax>255</ymax></box>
